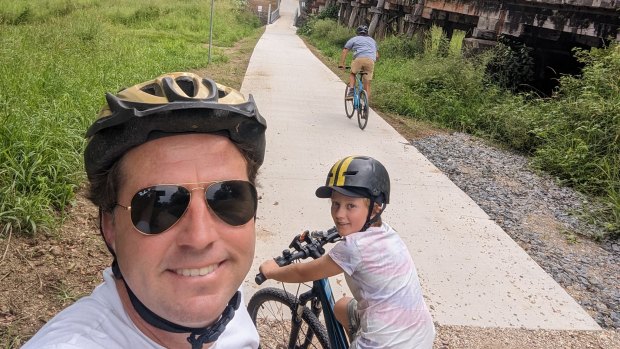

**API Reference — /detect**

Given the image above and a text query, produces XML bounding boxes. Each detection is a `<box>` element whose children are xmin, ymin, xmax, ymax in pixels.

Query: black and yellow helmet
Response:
<box><xmin>84</xmin><ymin>72</ymin><xmax>266</xmax><ymax>181</ymax></box>
<box><xmin>316</xmin><ymin>155</ymin><xmax>390</xmax><ymax>204</ymax></box>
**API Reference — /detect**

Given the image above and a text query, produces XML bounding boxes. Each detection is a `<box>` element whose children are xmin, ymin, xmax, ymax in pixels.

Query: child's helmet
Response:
<box><xmin>316</xmin><ymin>155</ymin><xmax>390</xmax><ymax>204</ymax></box>
<box><xmin>356</xmin><ymin>25</ymin><xmax>369</xmax><ymax>35</ymax></box>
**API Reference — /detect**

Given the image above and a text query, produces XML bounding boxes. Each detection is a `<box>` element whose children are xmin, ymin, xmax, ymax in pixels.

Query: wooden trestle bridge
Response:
<box><xmin>305</xmin><ymin>0</ymin><xmax>619</xmax><ymax>49</ymax></box>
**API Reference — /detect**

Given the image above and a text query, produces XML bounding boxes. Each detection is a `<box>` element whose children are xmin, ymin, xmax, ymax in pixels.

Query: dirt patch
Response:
<box><xmin>0</xmin><ymin>190</ymin><xmax>107</xmax><ymax>347</ymax></box>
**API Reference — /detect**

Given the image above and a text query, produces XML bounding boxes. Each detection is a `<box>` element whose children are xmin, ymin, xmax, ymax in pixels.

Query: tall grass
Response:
<box><xmin>0</xmin><ymin>0</ymin><xmax>262</xmax><ymax>236</ymax></box>
<box><xmin>300</xmin><ymin>19</ymin><xmax>620</xmax><ymax>238</ymax></box>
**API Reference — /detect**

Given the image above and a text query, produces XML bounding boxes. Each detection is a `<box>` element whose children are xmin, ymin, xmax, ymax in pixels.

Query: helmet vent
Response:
<box><xmin>343</xmin><ymin>171</ymin><xmax>358</xmax><ymax>175</ymax></box>
<box><xmin>141</xmin><ymin>84</ymin><xmax>163</xmax><ymax>96</ymax></box>
<box><xmin>175</xmin><ymin>77</ymin><xmax>196</xmax><ymax>97</ymax></box>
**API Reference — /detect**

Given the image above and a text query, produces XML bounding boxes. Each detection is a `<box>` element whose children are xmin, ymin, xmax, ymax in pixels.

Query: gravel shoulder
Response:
<box><xmin>408</xmin><ymin>132</ymin><xmax>620</xmax><ymax>348</ymax></box>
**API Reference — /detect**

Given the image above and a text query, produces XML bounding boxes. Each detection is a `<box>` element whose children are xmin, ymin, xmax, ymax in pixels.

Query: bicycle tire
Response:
<box><xmin>357</xmin><ymin>90</ymin><xmax>369</xmax><ymax>130</ymax></box>
<box><xmin>248</xmin><ymin>287</ymin><xmax>331</xmax><ymax>349</ymax></box>
<box><xmin>344</xmin><ymin>86</ymin><xmax>354</xmax><ymax>119</ymax></box>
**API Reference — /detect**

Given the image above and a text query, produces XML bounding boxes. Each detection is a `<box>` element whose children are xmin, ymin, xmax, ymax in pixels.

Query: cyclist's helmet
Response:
<box><xmin>84</xmin><ymin>72</ymin><xmax>267</xmax><ymax>182</ymax></box>
<box><xmin>316</xmin><ymin>155</ymin><xmax>390</xmax><ymax>204</ymax></box>
<box><xmin>356</xmin><ymin>25</ymin><xmax>369</xmax><ymax>35</ymax></box>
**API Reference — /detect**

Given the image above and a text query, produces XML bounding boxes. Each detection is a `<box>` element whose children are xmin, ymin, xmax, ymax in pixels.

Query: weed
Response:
<box><xmin>0</xmin><ymin>0</ymin><xmax>263</xmax><ymax>236</ymax></box>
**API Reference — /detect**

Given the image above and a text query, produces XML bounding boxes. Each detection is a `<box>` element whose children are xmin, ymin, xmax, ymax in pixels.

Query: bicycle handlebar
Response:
<box><xmin>254</xmin><ymin>227</ymin><xmax>341</xmax><ymax>285</ymax></box>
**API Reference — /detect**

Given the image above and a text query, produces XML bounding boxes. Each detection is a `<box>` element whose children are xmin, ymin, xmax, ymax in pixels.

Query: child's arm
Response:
<box><xmin>260</xmin><ymin>254</ymin><xmax>343</xmax><ymax>283</ymax></box>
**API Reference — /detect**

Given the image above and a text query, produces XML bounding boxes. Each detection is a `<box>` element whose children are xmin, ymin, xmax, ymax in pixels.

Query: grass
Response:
<box><xmin>299</xmin><ymin>17</ymin><xmax>620</xmax><ymax>239</ymax></box>
<box><xmin>0</xmin><ymin>0</ymin><xmax>263</xmax><ymax>237</ymax></box>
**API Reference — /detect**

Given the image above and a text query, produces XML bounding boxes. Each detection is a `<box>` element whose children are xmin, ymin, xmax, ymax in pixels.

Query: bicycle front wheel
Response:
<box><xmin>344</xmin><ymin>86</ymin><xmax>354</xmax><ymax>119</ymax></box>
<box><xmin>248</xmin><ymin>287</ymin><xmax>330</xmax><ymax>349</ymax></box>
<box><xmin>357</xmin><ymin>90</ymin><xmax>369</xmax><ymax>130</ymax></box>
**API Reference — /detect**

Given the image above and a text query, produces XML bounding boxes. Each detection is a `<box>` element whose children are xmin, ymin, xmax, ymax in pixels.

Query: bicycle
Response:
<box><xmin>248</xmin><ymin>227</ymin><xmax>350</xmax><ymax>349</ymax></box>
<box><xmin>343</xmin><ymin>67</ymin><xmax>369</xmax><ymax>130</ymax></box>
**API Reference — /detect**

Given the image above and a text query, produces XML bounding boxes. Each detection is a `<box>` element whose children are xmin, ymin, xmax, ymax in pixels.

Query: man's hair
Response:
<box><xmin>87</xmin><ymin>142</ymin><xmax>259</xmax><ymax>212</ymax></box>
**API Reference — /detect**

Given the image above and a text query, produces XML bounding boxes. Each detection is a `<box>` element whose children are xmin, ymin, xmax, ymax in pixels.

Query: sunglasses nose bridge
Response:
<box><xmin>175</xmin><ymin>186</ymin><xmax>222</xmax><ymax>242</ymax></box>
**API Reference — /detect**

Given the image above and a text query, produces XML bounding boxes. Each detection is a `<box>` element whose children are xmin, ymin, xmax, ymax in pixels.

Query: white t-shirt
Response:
<box><xmin>22</xmin><ymin>268</ymin><xmax>259</xmax><ymax>349</ymax></box>
<box><xmin>328</xmin><ymin>223</ymin><xmax>435</xmax><ymax>349</ymax></box>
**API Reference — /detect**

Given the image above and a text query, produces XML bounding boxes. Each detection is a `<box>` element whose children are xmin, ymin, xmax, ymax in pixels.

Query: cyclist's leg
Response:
<box><xmin>361</xmin><ymin>58</ymin><xmax>375</xmax><ymax>100</ymax></box>
<box><xmin>334</xmin><ymin>297</ymin><xmax>359</xmax><ymax>339</ymax></box>
<box><xmin>350</xmin><ymin>58</ymin><xmax>362</xmax><ymax>90</ymax></box>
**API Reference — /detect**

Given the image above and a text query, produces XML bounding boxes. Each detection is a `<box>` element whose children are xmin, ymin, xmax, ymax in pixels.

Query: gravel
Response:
<box><xmin>409</xmin><ymin>132</ymin><xmax>620</xmax><ymax>347</ymax></box>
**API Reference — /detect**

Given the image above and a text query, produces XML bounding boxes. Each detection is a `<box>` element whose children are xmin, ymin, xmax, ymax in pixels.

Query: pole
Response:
<box><xmin>208</xmin><ymin>0</ymin><xmax>215</xmax><ymax>64</ymax></box>
<box><xmin>268</xmin><ymin>3</ymin><xmax>271</xmax><ymax>24</ymax></box>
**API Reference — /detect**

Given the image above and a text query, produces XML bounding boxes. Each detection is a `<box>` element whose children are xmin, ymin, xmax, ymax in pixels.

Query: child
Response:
<box><xmin>259</xmin><ymin>155</ymin><xmax>436</xmax><ymax>348</ymax></box>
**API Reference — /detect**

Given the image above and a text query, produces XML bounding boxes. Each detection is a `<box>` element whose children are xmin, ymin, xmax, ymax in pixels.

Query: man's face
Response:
<box><xmin>103</xmin><ymin>133</ymin><xmax>255</xmax><ymax>327</ymax></box>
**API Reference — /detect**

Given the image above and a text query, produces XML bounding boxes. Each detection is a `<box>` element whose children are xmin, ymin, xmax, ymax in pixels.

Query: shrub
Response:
<box><xmin>0</xmin><ymin>0</ymin><xmax>263</xmax><ymax>236</ymax></box>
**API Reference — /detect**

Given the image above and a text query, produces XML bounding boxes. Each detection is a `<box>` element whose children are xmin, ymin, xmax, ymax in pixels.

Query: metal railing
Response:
<box><xmin>268</xmin><ymin>0</ymin><xmax>281</xmax><ymax>24</ymax></box>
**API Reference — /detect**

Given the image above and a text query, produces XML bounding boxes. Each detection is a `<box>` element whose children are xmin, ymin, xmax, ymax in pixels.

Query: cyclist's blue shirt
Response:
<box><xmin>344</xmin><ymin>35</ymin><xmax>378</xmax><ymax>61</ymax></box>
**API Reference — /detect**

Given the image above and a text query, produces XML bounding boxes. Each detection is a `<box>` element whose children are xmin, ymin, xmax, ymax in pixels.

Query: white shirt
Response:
<box><xmin>328</xmin><ymin>223</ymin><xmax>435</xmax><ymax>348</ymax></box>
<box><xmin>22</xmin><ymin>268</ymin><xmax>259</xmax><ymax>349</ymax></box>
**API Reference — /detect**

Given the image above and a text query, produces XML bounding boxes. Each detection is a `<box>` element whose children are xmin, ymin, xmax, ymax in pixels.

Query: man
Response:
<box><xmin>23</xmin><ymin>72</ymin><xmax>267</xmax><ymax>348</ymax></box>
<box><xmin>339</xmin><ymin>25</ymin><xmax>379</xmax><ymax>100</ymax></box>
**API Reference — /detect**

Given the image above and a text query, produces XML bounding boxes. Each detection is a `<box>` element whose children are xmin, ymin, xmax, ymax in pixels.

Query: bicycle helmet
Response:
<box><xmin>356</xmin><ymin>25</ymin><xmax>369</xmax><ymax>35</ymax></box>
<box><xmin>316</xmin><ymin>156</ymin><xmax>390</xmax><ymax>231</ymax></box>
<box><xmin>84</xmin><ymin>72</ymin><xmax>267</xmax><ymax>348</ymax></box>
<box><xmin>84</xmin><ymin>72</ymin><xmax>266</xmax><ymax>182</ymax></box>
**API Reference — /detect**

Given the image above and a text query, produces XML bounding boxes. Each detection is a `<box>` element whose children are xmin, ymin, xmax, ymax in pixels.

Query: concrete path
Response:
<box><xmin>240</xmin><ymin>0</ymin><xmax>599</xmax><ymax>330</ymax></box>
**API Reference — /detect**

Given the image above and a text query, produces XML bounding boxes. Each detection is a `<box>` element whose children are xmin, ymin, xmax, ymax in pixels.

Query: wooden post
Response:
<box><xmin>368</xmin><ymin>0</ymin><xmax>385</xmax><ymax>36</ymax></box>
<box><xmin>406</xmin><ymin>0</ymin><xmax>425</xmax><ymax>38</ymax></box>
<box><xmin>348</xmin><ymin>3</ymin><xmax>359</xmax><ymax>28</ymax></box>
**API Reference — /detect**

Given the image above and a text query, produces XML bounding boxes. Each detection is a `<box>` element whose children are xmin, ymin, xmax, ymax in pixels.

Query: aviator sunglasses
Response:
<box><xmin>115</xmin><ymin>180</ymin><xmax>258</xmax><ymax>235</ymax></box>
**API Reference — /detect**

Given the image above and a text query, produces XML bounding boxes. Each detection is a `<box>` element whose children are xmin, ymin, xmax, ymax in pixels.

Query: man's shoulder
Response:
<box><xmin>21</xmin><ymin>271</ymin><xmax>155</xmax><ymax>349</ymax></box>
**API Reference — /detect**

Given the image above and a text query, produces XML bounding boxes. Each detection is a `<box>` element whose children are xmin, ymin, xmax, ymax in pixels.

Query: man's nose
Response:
<box><xmin>175</xmin><ymin>189</ymin><xmax>220</xmax><ymax>248</ymax></box>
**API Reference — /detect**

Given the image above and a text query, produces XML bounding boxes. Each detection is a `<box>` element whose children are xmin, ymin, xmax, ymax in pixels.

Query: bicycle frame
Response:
<box><xmin>352</xmin><ymin>72</ymin><xmax>364</xmax><ymax>109</ymax></box>
<box><xmin>252</xmin><ymin>228</ymin><xmax>351</xmax><ymax>348</ymax></box>
<box><xmin>297</xmin><ymin>279</ymin><xmax>349</xmax><ymax>349</ymax></box>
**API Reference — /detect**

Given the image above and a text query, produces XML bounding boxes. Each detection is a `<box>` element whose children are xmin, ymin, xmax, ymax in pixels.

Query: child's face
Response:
<box><xmin>330</xmin><ymin>191</ymin><xmax>369</xmax><ymax>236</ymax></box>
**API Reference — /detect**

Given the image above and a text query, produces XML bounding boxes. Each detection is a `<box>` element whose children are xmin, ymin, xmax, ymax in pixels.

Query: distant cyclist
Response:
<box><xmin>339</xmin><ymin>25</ymin><xmax>379</xmax><ymax>100</ymax></box>
<box><xmin>260</xmin><ymin>156</ymin><xmax>435</xmax><ymax>348</ymax></box>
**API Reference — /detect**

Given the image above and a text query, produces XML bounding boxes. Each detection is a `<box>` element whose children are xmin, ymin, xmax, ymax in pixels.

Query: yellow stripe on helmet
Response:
<box><xmin>328</xmin><ymin>156</ymin><xmax>355</xmax><ymax>186</ymax></box>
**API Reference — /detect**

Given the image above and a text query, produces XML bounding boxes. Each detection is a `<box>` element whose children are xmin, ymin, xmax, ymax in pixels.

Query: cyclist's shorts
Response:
<box><xmin>351</xmin><ymin>58</ymin><xmax>375</xmax><ymax>81</ymax></box>
<box><xmin>347</xmin><ymin>298</ymin><xmax>361</xmax><ymax>345</ymax></box>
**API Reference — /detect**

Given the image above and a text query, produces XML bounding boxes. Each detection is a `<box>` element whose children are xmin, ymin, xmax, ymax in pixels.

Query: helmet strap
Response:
<box><xmin>362</xmin><ymin>199</ymin><xmax>385</xmax><ymax>231</ymax></box>
<box><xmin>123</xmin><ymin>277</ymin><xmax>240</xmax><ymax>349</ymax></box>
<box><xmin>100</xmin><ymin>208</ymin><xmax>240</xmax><ymax>348</ymax></box>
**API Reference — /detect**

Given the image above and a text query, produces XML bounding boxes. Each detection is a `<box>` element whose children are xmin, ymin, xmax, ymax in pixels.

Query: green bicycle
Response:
<box><xmin>343</xmin><ymin>67</ymin><xmax>369</xmax><ymax>130</ymax></box>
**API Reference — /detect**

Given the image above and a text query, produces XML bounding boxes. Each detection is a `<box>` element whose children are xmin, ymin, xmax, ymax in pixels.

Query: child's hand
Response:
<box><xmin>259</xmin><ymin>259</ymin><xmax>280</xmax><ymax>279</ymax></box>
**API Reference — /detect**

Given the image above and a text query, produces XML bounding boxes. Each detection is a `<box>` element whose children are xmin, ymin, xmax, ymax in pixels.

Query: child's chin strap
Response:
<box><xmin>362</xmin><ymin>199</ymin><xmax>385</xmax><ymax>231</ymax></box>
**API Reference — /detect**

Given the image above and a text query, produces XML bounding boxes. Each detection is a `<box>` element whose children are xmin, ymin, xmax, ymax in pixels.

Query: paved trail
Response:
<box><xmin>240</xmin><ymin>0</ymin><xmax>599</xmax><ymax>331</ymax></box>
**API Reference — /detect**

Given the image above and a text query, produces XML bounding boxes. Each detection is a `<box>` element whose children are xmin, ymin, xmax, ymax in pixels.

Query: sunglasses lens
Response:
<box><xmin>206</xmin><ymin>181</ymin><xmax>257</xmax><ymax>226</ymax></box>
<box><xmin>130</xmin><ymin>185</ymin><xmax>190</xmax><ymax>234</ymax></box>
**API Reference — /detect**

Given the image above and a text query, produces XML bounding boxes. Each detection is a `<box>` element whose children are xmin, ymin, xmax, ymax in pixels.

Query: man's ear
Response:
<box><xmin>100</xmin><ymin>210</ymin><xmax>117</xmax><ymax>253</ymax></box>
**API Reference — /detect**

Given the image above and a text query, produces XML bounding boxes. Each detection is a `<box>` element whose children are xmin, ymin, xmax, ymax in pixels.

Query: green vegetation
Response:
<box><xmin>0</xmin><ymin>0</ymin><xmax>262</xmax><ymax>236</ymax></box>
<box><xmin>300</xmin><ymin>17</ymin><xmax>620</xmax><ymax>238</ymax></box>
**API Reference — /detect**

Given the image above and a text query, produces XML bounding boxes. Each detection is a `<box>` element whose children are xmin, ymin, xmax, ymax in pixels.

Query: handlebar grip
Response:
<box><xmin>255</xmin><ymin>273</ymin><xmax>267</xmax><ymax>285</ymax></box>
